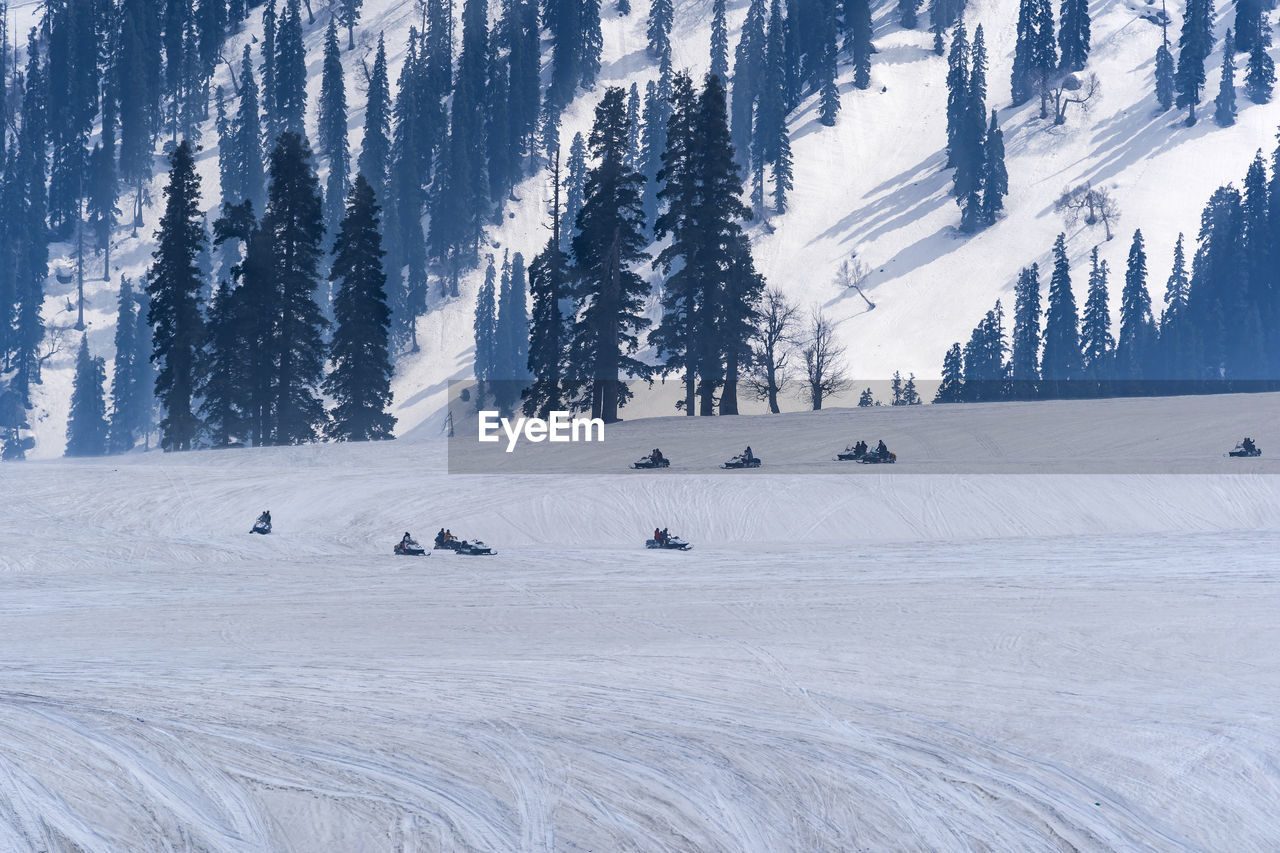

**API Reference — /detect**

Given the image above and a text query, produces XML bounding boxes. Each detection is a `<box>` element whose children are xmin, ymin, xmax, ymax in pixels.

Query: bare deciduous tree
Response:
<box><xmin>799</xmin><ymin>307</ymin><xmax>852</xmax><ymax>411</ymax></box>
<box><xmin>744</xmin><ymin>287</ymin><xmax>801</xmax><ymax>413</ymax></box>
<box><xmin>833</xmin><ymin>255</ymin><xmax>875</xmax><ymax>310</ymax></box>
<box><xmin>1054</xmin><ymin>181</ymin><xmax>1121</xmax><ymax>240</ymax></box>
<box><xmin>1046</xmin><ymin>72</ymin><xmax>1101</xmax><ymax>125</ymax></box>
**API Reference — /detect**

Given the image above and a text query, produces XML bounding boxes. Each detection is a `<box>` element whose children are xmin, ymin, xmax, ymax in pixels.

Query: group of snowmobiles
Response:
<box><xmin>395</xmin><ymin>529</ymin><xmax>496</xmax><ymax>557</ymax></box>
<box><xmin>631</xmin><ymin>447</ymin><xmax>764</xmax><ymax>470</ymax></box>
<box><xmin>836</xmin><ymin>439</ymin><xmax>896</xmax><ymax>464</ymax></box>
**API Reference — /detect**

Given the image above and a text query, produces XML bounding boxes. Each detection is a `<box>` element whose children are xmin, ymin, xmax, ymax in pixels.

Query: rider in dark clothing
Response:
<box><xmin>258</xmin><ymin>511</ymin><xmax>271</xmax><ymax>525</ymax></box>
<box><xmin>744</xmin><ymin>446</ymin><xmax>754</xmax><ymax>462</ymax></box>
<box><xmin>876</xmin><ymin>440</ymin><xmax>888</xmax><ymax>457</ymax></box>
<box><xmin>1243</xmin><ymin>437</ymin><xmax>1257</xmax><ymax>453</ymax></box>
<box><xmin>435</xmin><ymin>528</ymin><xmax>446</xmax><ymax>546</ymax></box>
<box><xmin>654</xmin><ymin>527</ymin><xmax>664</xmax><ymax>544</ymax></box>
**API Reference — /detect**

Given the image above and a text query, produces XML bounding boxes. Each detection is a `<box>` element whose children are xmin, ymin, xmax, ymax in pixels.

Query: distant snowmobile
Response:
<box><xmin>1228</xmin><ymin>438</ymin><xmax>1262</xmax><ymax>458</ymax></box>
<box><xmin>646</xmin><ymin>534</ymin><xmax>692</xmax><ymax>551</ymax></box>
<box><xmin>631</xmin><ymin>455</ymin><xmax>671</xmax><ymax>469</ymax></box>
<box><xmin>857</xmin><ymin>446</ymin><xmax>897</xmax><ymax>464</ymax></box>
<box><xmin>836</xmin><ymin>441</ymin><xmax>868</xmax><ymax>461</ymax></box>
<box><xmin>394</xmin><ymin>537</ymin><xmax>428</xmax><ymax>556</ymax></box>
<box><xmin>435</xmin><ymin>537</ymin><xmax>496</xmax><ymax>556</ymax></box>
<box><xmin>250</xmin><ymin>512</ymin><xmax>272</xmax><ymax>535</ymax></box>
<box><xmin>721</xmin><ymin>451</ymin><xmax>762</xmax><ymax>469</ymax></box>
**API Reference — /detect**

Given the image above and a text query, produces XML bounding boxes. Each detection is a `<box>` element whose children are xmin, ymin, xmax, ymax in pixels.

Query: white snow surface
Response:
<box><xmin>23</xmin><ymin>0</ymin><xmax>1280</xmax><ymax>455</ymax></box>
<box><xmin>3</xmin><ymin>393</ymin><xmax>1280</xmax><ymax>849</ymax></box>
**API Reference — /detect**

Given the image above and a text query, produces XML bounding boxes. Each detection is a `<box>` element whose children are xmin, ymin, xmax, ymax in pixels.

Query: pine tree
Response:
<box><xmin>1116</xmin><ymin>228</ymin><xmax>1155</xmax><ymax>381</ymax></box>
<box><xmin>261</xmin><ymin>0</ymin><xmax>278</xmax><ymax>141</ymax></box>
<box><xmin>1163</xmin><ymin>232</ymin><xmax>1190</xmax><ymax>323</ymax></box>
<box><xmin>1155</xmin><ymin>16</ymin><xmax>1176</xmax><ymax>111</ymax></box>
<box><xmin>10</xmin><ymin>32</ymin><xmax>49</xmax><ymax>401</ymax></box>
<box><xmin>65</xmin><ymin>336</ymin><xmax>109</xmax><ymax>456</ymax></box>
<box><xmin>524</xmin><ymin>149</ymin><xmax>570</xmax><ymax>417</ymax></box>
<box><xmin>858</xmin><ymin>387</ymin><xmax>876</xmax><ymax>406</ymax></box>
<box><xmin>340</xmin><ymin>0</ymin><xmax>363</xmax><ymax>48</ymax></box>
<box><xmin>758</xmin><ymin>0</ymin><xmax>793</xmax><ymax>213</ymax></box>
<box><xmin>899</xmin><ymin>0</ymin><xmax>922</xmax><ymax>28</ymax></box>
<box><xmin>1041</xmin><ymin>232</ymin><xmax>1081</xmax><ymax>395</ymax></box>
<box><xmin>818</xmin><ymin>11</ymin><xmax>841</xmax><ymax>125</ymax></box>
<box><xmin>1032</xmin><ymin>0</ymin><xmax>1058</xmax><ymax>118</ymax></box>
<box><xmin>1010</xmin><ymin>264</ymin><xmax>1042</xmax><ymax>397</ymax></box>
<box><xmin>982</xmin><ymin>110</ymin><xmax>1008</xmax><ymax>225</ymax></box>
<box><xmin>116</xmin><ymin>0</ymin><xmax>162</xmax><ymax>226</ymax></box>
<box><xmin>902</xmin><ymin>374</ymin><xmax>922</xmax><ymax>404</ymax></box>
<box><xmin>1176</xmin><ymin>0</ymin><xmax>1214</xmax><ymax>125</ymax></box>
<box><xmin>87</xmin><ymin>132</ymin><xmax>120</xmax><ymax>281</ymax></box>
<box><xmin>957</xmin><ymin>26</ymin><xmax>989</xmax><ymax>232</ymax></box>
<box><xmin>730</xmin><ymin>0</ymin><xmax>767</xmax><ymax>166</ymax></box>
<box><xmin>1080</xmin><ymin>247</ymin><xmax>1113</xmax><ymax>383</ymax></box>
<box><xmin>563</xmin><ymin>132</ymin><xmax>588</xmax><ymax>250</ymax></box>
<box><xmin>273</xmin><ymin>0</ymin><xmax>307</xmax><ymax>141</ymax></box>
<box><xmin>581</xmin><ymin>0</ymin><xmax>604</xmax><ymax>88</ymax></box>
<box><xmin>1245</xmin><ymin>33</ymin><xmax>1275</xmax><ymax>103</ymax></box>
<box><xmin>566</xmin><ymin>87</ymin><xmax>653</xmax><ymax>422</ymax></box>
<box><xmin>625</xmin><ymin>84</ymin><xmax>642</xmax><ymax>170</ymax></box>
<box><xmin>473</xmin><ymin>254</ymin><xmax>498</xmax><ymax>407</ymax></box>
<box><xmin>319</xmin><ymin>19</ymin><xmax>350</xmax><ymax>253</ymax></box>
<box><xmin>546</xmin><ymin>0</ymin><xmax>583</xmax><ymax>107</ymax></box>
<box><xmin>934</xmin><ymin>342</ymin><xmax>965</xmax><ymax>401</ymax></box>
<box><xmin>647</xmin><ymin>0</ymin><xmax>673</xmax><ymax>67</ymax></box>
<box><xmin>1012</xmin><ymin>0</ymin><xmax>1036</xmax><ymax>104</ymax></box>
<box><xmin>1236</xmin><ymin>0</ymin><xmax>1261</xmax><ymax>54</ymax></box>
<box><xmin>890</xmin><ymin>370</ymin><xmax>904</xmax><ymax>404</ymax></box>
<box><xmin>357</xmin><ymin>35</ymin><xmax>391</xmax><ymax>204</ymax></box>
<box><xmin>639</xmin><ymin>78</ymin><xmax>670</xmax><ymax>228</ymax></box>
<box><xmin>1058</xmin><ymin>0</ymin><xmax>1090</xmax><ymax>72</ymax></box>
<box><xmin>197</xmin><ymin>279</ymin><xmax>246</xmax><ymax>447</ymax></box>
<box><xmin>325</xmin><ymin>174</ymin><xmax>396</xmax><ymax>440</ymax></box>
<box><xmin>618</xmin><ymin>0</ymin><xmax>630</xmax><ymax>14</ymax></box>
<box><xmin>961</xmin><ymin>301</ymin><xmax>1008</xmax><ymax>401</ymax></box>
<box><xmin>492</xmin><ymin>251</ymin><xmax>532</xmax><ymax>414</ymax></box>
<box><xmin>264</xmin><ymin>133</ymin><xmax>330</xmax><ymax>443</ymax></box>
<box><xmin>1215</xmin><ymin>28</ymin><xmax>1238</xmax><ymax>126</ymax></box>
<box><xmin>711</xmin><ymin>0</ymin><xmax>729</xmax><ymax>77</ymax></box>
<box><xmin>108</xmin><ymin>278</ymin><xmax>143</xmax><ymax>453</ymax></box>
<box><xmin>146</xmin><ymin>140</ymin><xmax>207</xmax><ymax>452</ymax></box>
<box><xmin>847</xmin><ymin>0</ymin><xmax>874</xmax><ymax>89</ymax></box>
<box><xmin>234</xmin><ymin>45</ymin><xmax>267</xmax><ymax>214</ymax></box>
<box><xmin>945</xmin><ymin>22</ymin><xmax>970</xmax><ymax>168</ymax></box>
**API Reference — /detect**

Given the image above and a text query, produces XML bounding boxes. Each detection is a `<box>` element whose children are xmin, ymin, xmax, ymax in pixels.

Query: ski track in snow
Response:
<box><xmin>3</xmin><ymin>396</ymin><xmax>1280</xmax><ymax>849</ymax></box>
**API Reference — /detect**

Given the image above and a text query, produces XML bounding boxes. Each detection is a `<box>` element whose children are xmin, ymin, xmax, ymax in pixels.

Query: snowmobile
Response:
<box><xmin>250</xmin><ymin>515</ymin><xmax>272</xmax><ymax>535</ymax></box>
<box><xmin>1228</xmin><ymin>440</ymin><xmax>1262</xmax><ymax>458</ymax></box>
<box><xmin>631</xmin><ymin>455</ymin><xmax>671</xmax><ymax>469</ymax></box>
<box><xmin>721</xmin><ymin>454</ymin><xmax>762</xmax><ymax>469</ymax></box>
<box><xmin>394</xmin><ymin>538</ymin><xmax>428</xmax><ymax>556</ymax></box>
<box><xmin>435</xmin><ymin>538</ymin><xmax>496</xmax><ymax>556</ymax></box>
<box><xmin>645</xmin><ymin>534</ymin><xmax>692</xmax><ymax>551</ymax></box>
<box><xmin>836</xmin><ymin>444</ymin><xmax>867</xmax><ymax>461</ymax></box>
<box><xmin>857</xmin><ymin>447</ymin><xmax>897</xmax><ymax>464</ymax></box>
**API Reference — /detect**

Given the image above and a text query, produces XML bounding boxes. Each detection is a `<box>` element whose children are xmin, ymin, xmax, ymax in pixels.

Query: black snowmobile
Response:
<box><xmin>435</xmin><ymin>537</ymin><xmax>496</xmax><ymax>556</ymax></box>
<box><xmin>836</xmin><ymin>442</ymin><xmax>867</xmax><ymax>461</ymax></box>
<box><xmin>858</xmin><ymin>446</ymin><xmax>897</xmax><ymax>464</ymax></box>
<box><xmin>721</xmin><ymin>453</ymin><xmax>762</xmax><ymax>469</ymax></box>
<box><xmin>631</xmin><ymin>455</ymin><xmax>671</xmax><ymax>469</ymax></box>
<box><xmin>394</xmin><ymin>537</ymin><xmax>428</xmax><ymax>557</ymax></box>
<box><xmin>250</xmin><ymin>513</ymin><xmax>272</xmax><ymax>535</ymax></box>
<box><xmin>1228</xmin><ymin>439</ymin><xmax>1262</xmax><ymax>458</ymax></box>
<box><xmin>646</xmin><ymin>534</ymin><xmax>692</xmax><ymax>551</ymax></box>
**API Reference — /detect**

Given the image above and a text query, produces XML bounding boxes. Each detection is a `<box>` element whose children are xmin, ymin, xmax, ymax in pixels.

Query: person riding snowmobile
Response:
<box><xmin>876</xmin><ymin>440</ymin><xmax>889</xmax><ymax>457</ymax></box>
<box><xmin>651</xmin><ymin>448</ymin><xmax>665</xmax><ymax>463</ymax></box>
<box><xmin>434</xmin><ymin>528</ymin><xmax>447</xmax><ymax>546</ymax></box>
<box><xmin>744</xmin><ymin>446</ymin><xmax>754</xmax><ymax>463</ymax></box>
<box><xmin>1242</xmin><ymin>437</ymin><xmax>1258</xmax><ymax>454</ymax></box>
<box><xmin>251</xmin><ymin>511</ymin><xmax>272</xmax><ymax>534</ymax></box>
<box><xmin>654</xmin><ymin>527</ymin><xmax>663</xmax><ymax>544</ymax></box>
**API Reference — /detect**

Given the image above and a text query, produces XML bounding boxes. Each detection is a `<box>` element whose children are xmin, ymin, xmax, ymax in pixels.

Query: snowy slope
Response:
<box><xmin>26</xmin><ymin>0</ymin><xmax>1280</xmax><ymax>456</ymax></box>
<box><xmin>2</xmin><ymin>393</ymin><xmax>1280</xmax><ymax>849</ymax></box>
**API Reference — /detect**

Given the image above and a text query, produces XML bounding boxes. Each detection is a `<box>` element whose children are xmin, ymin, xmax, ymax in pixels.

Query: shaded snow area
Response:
<box><xmin>25</xmin><ymin>0</ymin><xmax>1280</xmax><ymax>456</ymax></box>
<box><xmin>3</xmin><ymin>394</ymin><xmax>1280</xmax><ymax>849</ymax></box>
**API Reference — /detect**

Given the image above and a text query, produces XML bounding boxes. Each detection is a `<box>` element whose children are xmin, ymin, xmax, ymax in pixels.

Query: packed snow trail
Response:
<box><xmin>2</xmin><ymin>395</ymin><xmax>1280</xmax><ymax>849</ymax></box>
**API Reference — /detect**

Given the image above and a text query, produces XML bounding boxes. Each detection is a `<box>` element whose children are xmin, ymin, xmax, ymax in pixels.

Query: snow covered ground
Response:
<box><xmin>3</xmin><ymin>393</ymin><xmax>1280</xmax><ymax>849</ymax></box>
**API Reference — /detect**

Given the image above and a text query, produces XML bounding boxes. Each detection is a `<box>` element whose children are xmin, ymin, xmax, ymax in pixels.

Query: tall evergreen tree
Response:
<box><xmin>357</xmin><ymin>34</ymin><xmax>391</xmax><ymax>203</ymax></box>
<box><xmin>581</xmin><ymin>0</ymin><xmax>604</xmax><ymax>88</ymax></box>
<box><xmin>1031</xmin><ymin>0</ymin><xmax>1058</xmax><ymax>118</ymax></box>
<box><xmin>639</xmin><ymin>77</ymin><xmax>670</xmax><ymax>228</ymax></box>
<box><xmin>935</xmin><ymin>342</ymin><xmax>965</xmax><ymax>401</ymax></box>
<box><xmin>197</xmin><ymin>279</ymin><xmax>246</xmax><ymax>447</ymax></box>
<box><xmin>10</xmin><ymin>32</ymin><xmax>49</xmax><ymax>401</ymax></box>
<box><xmin>1214</xmin><ymin>28</ymin><xmax>1238</xmax><ymax>126</ymax></box>
<box><xmin>899</xmin><ymin>0</ymin><xmax>921</xmax><ymax>27</ymax></box>
<box><xmin>325</xmin><ymin>174</ymin><xmax>396</xmax><ymax>440</ymax></box>
<box><xmin>982</xmin><ymin>110</ymin><xmax>1007</xmax><ymax>225</ymax></box>
<box><xmin>1155</xmin><ymin>14</ymin><xmax>1176</xmax><ymax>111</ymax></box>
<box><xmin>945</xmin><ymin>22</ymin><xmax>970</xmax><ymax>168</ymax></box>
<box><xmin>261</xmin><ymin>0</ymin><xmax>278</xmax><ymax>141</ymax></box>
<box><xmin>566</xmin><ymin>87</ymin><xmax>653</xmax><ymax>422</ymax></box>
<box><xmin>108</xmin><ymin>278</ymin><xmax>143</xmax><ymax>453</ymax></box>
<box><xmin>1041</xmin><ymin>232</ymin><xmax>1081</xmax><ymax>394</ymax></box>
<box><xmin>730</xmin><ymin>0</ymin><xmax>767</xmax><ymax>167</ymax></box>
<box><xmin>1245</xmin><ymin>30</ymin><xmax>1275</xmax><ymax>103</ymax></box>
<box><xmin>1236</xmin><ymin>0</ymin><xmax>1261</xmax><ymax>54</ymax></box>
<box><xmin>264</xmin><ymin>132</ymin><xmax>329</xmax><ymax>443</ymax></box>
<box><xmin>145</xmin><ymin>140</ymin><xmax>207</xmax><ymax>452</ymax></box>
<box><xmin>818</xmin><ymin>10</ymin><xmax>841</xmax><ymax>125</ymax></box>
<box><xmin>340</xmin><ymin>0</ymin><xmax>363</xmax><ymax>48</ymax></box>
<box><xmin>319</xmin><ymin>19</ymin><xmax>350</xmax><ymax>252</ymax></box>
<box><xmin>272</xmin><ymin>0</ymin><xmax>308</xmax><ymax>141</ymax></box>
<box><xmin>492</xmin><ymin>251</ymin><xmax>532</xmax><ymax>413</ymax></box>
<box><xmin>234</xmin><ymin>45</ymin><xmax>267</xmax><ymax>214</ymax></box>
<box><xmin>1116</xmin><ymin>228</ymin><xmax>1155</xmax><ymax>381</ymax></box>
<box><xmin>757</xmin><ymin>0</ymin><xmax>794</xmax><ymax>213</ymax></box>
<box><xmin>1010</xmin><ymin>263</ymin><xmax>1042</xmax><ymax>396</ymax></box>
<box><xmin>65</xmin><ymin>336</ymin><xmax>109</xmax><ymax>456</ymax></box>
<box><xmin>1176</xmin><ymin>0</ymin><xmax>1214</xmax><ymax>125</ymax></box>
<box><xmin>647</xmin><ymin>0</ymin><xmax>674</xmax><ymax>67</ymax></box>
<box><xmin>1012</xmin><ymin>0</ymin><xmax>1037</xmax><ymax>105</ymax></box>
<box><xmin>524</xmin><ymin>149</ymin><xmax>570</xmax><ymax>417</ymax></box>
<box><xmin>846</xmin><ymin>0</ymin><xmax>874</xmax><ymax>89</ymax></box>
<box><xmin>563</xmin><ymin>132</ymin><xmax>588</xmax><ymax>250</ymax></box>
<box><xmin>1080</xmin><ymin>247</ymin><xmax>1113</xmax><ymax>382</ymax></box>
<box><xmin>473</xmin><ymin>254</ymin><xmax>498</xmax><ymax>407</ymax></box>
<box><xmin>1057</xmin><ymin>0</ymin><xmax>1091</xmax><ymax>71</ymax></box>
<box><xmin>711</xmin><ymin>0</ymin><xmax>729</xmax><ymax>78</ymax></box>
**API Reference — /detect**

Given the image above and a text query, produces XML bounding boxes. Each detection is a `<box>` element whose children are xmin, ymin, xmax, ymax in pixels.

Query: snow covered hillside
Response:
<box><xmin>25</xmin><ymin>0</ymin><xmax>1280</xmax><ymax>456</ymax></box>
<box><xmin>2</xmin><ymin>393</ymin><xmax>1279</xmax><ymax>849</ymax></box>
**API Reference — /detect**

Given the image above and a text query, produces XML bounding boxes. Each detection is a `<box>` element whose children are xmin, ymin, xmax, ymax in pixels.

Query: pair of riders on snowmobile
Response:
<box><xmin>434</xmin><ymin>528</ymin><xmax>455</xmax><ymax>547</ymax></box>
<box><xmin>1241</xmin><ymin>437</ymin><xmax>1258</xmax><ymax>454</ymax></box>
<box><xmin>845</xmin><ymin>440</ymin><xmax>869</xmax><ymax>456</ymax></box>
<box><xmin>653</xmin><ymin>526</ymin><xmax>672</xmax><ymax>545</ymax></box>
<box><xmin>649</xmin><ymin>448</ymin><xmax>665</xmax><ymax>463</ymax></box>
